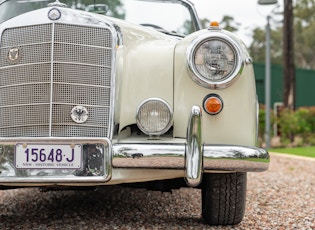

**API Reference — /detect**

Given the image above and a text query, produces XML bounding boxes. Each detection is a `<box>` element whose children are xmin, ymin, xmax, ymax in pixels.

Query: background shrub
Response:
<box><xmin>259</xmin><ymin>106</ymin><xmax>315</xmax><ymax>147</ymax></box>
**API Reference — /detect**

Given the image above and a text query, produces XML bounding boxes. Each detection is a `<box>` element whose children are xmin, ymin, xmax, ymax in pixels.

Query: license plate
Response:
<box><xmin>15</xmin><ymin>143</ymin><xmax>82</xmax><ymax>169</ymax></box>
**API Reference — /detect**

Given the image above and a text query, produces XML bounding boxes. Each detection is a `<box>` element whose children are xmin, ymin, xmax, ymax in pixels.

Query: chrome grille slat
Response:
<box><xmin>0</xmin><ymin>23</ymin><xmax>113</xmax><ymax>137</ymax></box>
<box><xmin>0</xmin><ymin>24</ymin><xmax>52</xmax><ymax>47</ymax></box>
<box><xmin>53</xmin><ymin>43</ymin><xmax>111</xmax><ymax>67</ymax></box>
<box><xmin>52</xmin><ymin>64</ymin><xmax>111</xmax><ymax>86</ymax></box>
<box><xmin>0</xmin><ymin>83</ymin><xmax>50</xmax><ymax>106</ymax></box>
<box><xmin>53</xmin><ymin>84</ymin><xmax>110</xmax><ymax>105</ymax></box>
<box><xmin>0</xmin><ymin>104</ymin><xmax>50</xmax><ymax>128</ymax></box>
<box><xmin>54</xmin><ymin>24</ymin><xmax>112</xmax><ymax>47</ymax></box>
<box><xmin>0</xmin><ymin>43</ymin><xmax>52</xmax><ymax>67</ymax></box>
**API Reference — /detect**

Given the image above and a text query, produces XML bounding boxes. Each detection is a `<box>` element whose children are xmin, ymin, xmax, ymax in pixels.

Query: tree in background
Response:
<box><xmin>200</xmin><ymin>15</ymin><xmax>239</xmax><ymax>33</ymax></box>
<box><xmin>249</xmin><ymin>0</ymin><xmax>315</xmax><ymax>70</ymax></box>
<box><xmin>78</xmin><ymin>0</ymin><xmax>125</xmax><ymax>18</ymax></box>
<box><xmin>282</xmin><ymin>0</ymin><xmax>295</xmax><ymax>111</ymax></box>
<box><xmin>220</xmin><ymin>15</ymin><xmax>240</xmax><ymax>32</ymax></box>
<box><xmin>249</xmin><ymin>26</ymin><xmax>283</xmax><ymax>66</ymax></box>
<box><xmin>294</xmin><ymin>0</ymin><xmax>315</xmax><ymax>69</ymax></box>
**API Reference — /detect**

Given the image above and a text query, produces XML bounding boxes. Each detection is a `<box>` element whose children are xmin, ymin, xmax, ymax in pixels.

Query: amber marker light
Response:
<box><xmin>203</xmin><ymin>94</ymin><xmax>223</xmax><ymax>115</ymax></box>
<box><xmin>210</xmin><ymin>21</ymin><xmax>219</xmax><ymax>27</ymax></box>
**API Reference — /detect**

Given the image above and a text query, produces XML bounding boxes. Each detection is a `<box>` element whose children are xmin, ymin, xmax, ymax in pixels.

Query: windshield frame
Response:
<box><xmin>0</xmin><ymin>0</ymin><xmax>202</xmax><ymax>35</ymax></box>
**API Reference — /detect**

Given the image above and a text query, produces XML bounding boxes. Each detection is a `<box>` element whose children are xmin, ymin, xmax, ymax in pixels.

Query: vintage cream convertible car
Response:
<box><xmin>0</xmin><ymin>0</ymin><xmax>269</xmax><ymax>226</ymax></box>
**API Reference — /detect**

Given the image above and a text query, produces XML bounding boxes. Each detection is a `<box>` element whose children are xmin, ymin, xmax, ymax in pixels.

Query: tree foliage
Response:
<box><xmin>249</xmin><ymin>25</ymin><xmax>283</xmax><ymax>66</ymax></box>
<box><xmin>294</xmin><ymin>0</ymin><xmax>315</xmax><ymax>69</ymax></box>
<box><xmin>200</xmin><ymin>15</ymin><xmax>239</xmax><ymax>33</ymax></box>
<box><xmin>76</xmin><ymin>0</ymin><xmax>124</xmax><ymax>18</ymax></box>
<box><xmin>249</xmin><ymin>0</ymin><xmax>315</xmax><ymax>69</ymax></box>
<box><xmin>220</xmin><ymin>15</ymin><xmax>240</xmax><ymax>32</ymax></box>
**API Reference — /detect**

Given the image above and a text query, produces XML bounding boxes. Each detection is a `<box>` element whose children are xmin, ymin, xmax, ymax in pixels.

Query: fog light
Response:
<box><xmin>203</xmin><ymin>94</ymin><xmax>223</xmax><ymax>115</ymax></box>
<box><xmin>136</xmin><ymin>98</ymin><xmax>173</xmax><ymax>136</ymax></box>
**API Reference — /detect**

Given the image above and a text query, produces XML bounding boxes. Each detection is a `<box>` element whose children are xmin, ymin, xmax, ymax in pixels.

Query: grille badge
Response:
<box><xmin>71</xmin><ymin>106</ymin><xmax>89</xmax><ymax>123</ymax></box>
<box><xmin>48</xmin><ymin>8</ymin><xmax>62</xmax><ymax>20</ymax></box>
<box><xmin>7</xmin><ymin>47</ymin><xmax>21</xmax><ymax>64</ymax></box>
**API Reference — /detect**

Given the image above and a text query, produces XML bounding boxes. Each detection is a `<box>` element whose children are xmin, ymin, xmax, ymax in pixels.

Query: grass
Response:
<box><xmin>269</xmin><ymin>146</ymin><xmax>315</xmax><ymax>158</ymax></box>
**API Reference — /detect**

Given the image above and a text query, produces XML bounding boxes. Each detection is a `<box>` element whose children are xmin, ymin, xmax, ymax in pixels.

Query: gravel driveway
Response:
<box><xmin>0</xmin><ymin>154</ymin><xmax>314</xmax><ymax>229</ymax></box>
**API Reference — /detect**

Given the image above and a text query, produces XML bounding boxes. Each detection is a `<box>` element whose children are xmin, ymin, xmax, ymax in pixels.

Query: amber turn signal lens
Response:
<box><xmin>210</xmin><ymin>21</ymin><xmax>219</xmax><ymax>27</ymax></box>
<box><xmin>203</xmin><ymin>94</ymin><xmax>223</xmax><ymax>115</ymax></box>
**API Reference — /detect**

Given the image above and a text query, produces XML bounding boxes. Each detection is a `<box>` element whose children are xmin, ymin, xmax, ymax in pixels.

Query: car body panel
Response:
<box><xmin>0</xmin><ymin>0</ymin><xmax>268</xmax><ymax>188</ymax></box>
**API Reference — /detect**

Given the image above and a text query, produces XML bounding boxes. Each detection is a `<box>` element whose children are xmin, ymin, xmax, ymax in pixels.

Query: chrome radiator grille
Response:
<box><xmin>0</xmin><ymin>24</ymin><xmax>113</xmax><ymax>137</ymax></box>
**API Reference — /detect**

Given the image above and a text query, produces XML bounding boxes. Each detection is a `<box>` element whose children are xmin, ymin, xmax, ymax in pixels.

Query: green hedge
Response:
<box><xmin>259</xmin><ymin>106</ymin><xmax>315</xmax><ymax>147</ymax></box>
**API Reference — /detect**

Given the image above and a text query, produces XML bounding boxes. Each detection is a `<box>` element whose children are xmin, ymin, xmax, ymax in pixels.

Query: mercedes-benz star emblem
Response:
<box><xmin>71</xmin><ymin>106</ymin><xmax>89</xmax><ymax>123</ymax></box>
<box><xmin>7</xmin><ymin>47</ymin><xmax>21</xmax><ymax>64</ymax></box>
<box><xmin>48</xmin><ymin>8</ymin><xmax>62</xmax><ymax>20</ymax></box>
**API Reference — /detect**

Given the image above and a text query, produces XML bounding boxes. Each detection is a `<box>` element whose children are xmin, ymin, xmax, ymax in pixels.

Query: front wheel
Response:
<box><xmin>201</xmin><ymin>172</ymin><xmax>247</xmax><ymax>226</ymax></box>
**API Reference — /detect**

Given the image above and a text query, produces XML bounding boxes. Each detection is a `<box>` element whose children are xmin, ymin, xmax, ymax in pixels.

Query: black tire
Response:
<box><xmin>201</xmin><ymin>172</ymin><xmax>247</xmax><ymax>226</ymax></box>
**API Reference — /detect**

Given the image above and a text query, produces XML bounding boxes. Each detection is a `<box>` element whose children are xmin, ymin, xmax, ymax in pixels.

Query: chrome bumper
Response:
<box><xmin>0</xmin><ymin>106</ymin><xmax>269</xmax><ymax>187</ymax></box>
<box><xmin>112</xmin><ymin>143</ymin><xmax>269</xmax><ymax>187</ymax></box>
<box><xmin>113</xmin><ymin>106</ymin><xmax>269</xmax><ymax>187</ymax></box>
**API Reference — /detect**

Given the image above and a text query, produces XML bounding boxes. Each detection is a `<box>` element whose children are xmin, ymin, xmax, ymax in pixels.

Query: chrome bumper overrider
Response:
<box><xmin>0</xmin><ymin>106</ymin><xmax>269</xmax><ymax>187</ymax></box>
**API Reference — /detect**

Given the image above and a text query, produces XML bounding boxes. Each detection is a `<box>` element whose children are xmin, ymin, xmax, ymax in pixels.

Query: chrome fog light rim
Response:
<box><xmin>136</xmin><ymin>98</ymin><xmax>173</xmax><ymax>136</ymax></box>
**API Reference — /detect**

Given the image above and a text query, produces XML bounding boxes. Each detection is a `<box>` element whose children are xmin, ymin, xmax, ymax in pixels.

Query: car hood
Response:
<box><xmin>0</xmin><ymin>6</ymin><xmax>179</xmax><ymax>44</ymax></box>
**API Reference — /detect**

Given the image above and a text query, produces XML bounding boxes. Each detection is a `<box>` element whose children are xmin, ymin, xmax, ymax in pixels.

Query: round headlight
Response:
<box><xmin>136</xmin><ymin>98</ymin><xmax>173</xmax><ymax>136</ymax></box>
<box><xmin>187</xmin><ymin>33</ymin><xmax>243</xmax><ymax>89</ymax></box>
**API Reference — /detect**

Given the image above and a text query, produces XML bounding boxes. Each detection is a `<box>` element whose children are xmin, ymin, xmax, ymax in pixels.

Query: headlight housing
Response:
<box><xmin>187</xmin><ymin>32</ymin><xmax>244</xmax><ymax>89</ymax></box>
<box><xmin>136</xmin><ymin>98</ymin><xmax>173</xmax><ymax>136</ymax></box>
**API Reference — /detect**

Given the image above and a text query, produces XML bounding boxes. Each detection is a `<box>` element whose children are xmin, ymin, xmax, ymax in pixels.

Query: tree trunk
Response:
<box><xmin>283</xmin><ymin>0</ymin><xmax>295</xmax><ymax>142</ymax></box>
<box><xmin>283</xmin><ymin>0</ymin><xmax>295</xmax><ymax>111</ymax></box>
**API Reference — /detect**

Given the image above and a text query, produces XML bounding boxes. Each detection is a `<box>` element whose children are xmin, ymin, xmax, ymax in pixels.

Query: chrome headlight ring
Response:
<box><xmin>187</xmin><ymin>32</ymin><xmax>244</xmax><ymax>89</ymax></box>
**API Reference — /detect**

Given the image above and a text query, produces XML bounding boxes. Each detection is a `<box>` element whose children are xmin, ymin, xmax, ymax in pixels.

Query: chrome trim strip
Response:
<box><xmin>181</xmin><ymin>0</ymin><xmax>202</xmax><ymax>31</ymax></box>
<box><xmin>49</xmin><ymin>22</ymin><xmax>55</xmax><ymax>137</ymax></box>
<box><xmin>107</xmin><ymin>22</ymin><xmax>119</xmax><ymax>140</ymax></box>
<box><xmin>185</xmin><ymin>106</ymin><xmax>202</xmax><ymax>187</ymax></box>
